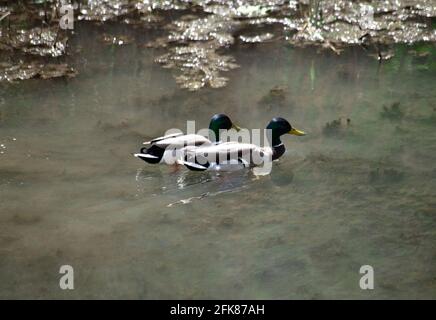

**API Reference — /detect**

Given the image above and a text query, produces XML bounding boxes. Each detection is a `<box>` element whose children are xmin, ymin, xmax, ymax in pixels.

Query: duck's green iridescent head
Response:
<box><xmin>208</xmin><ymin>114</ymin><xmax>240</xmax><ymax>142</ymax></box>
<box><xmin>266</xmin><ymin>117</ymin><xmax>305</xmax><ymax>146</ymax></box>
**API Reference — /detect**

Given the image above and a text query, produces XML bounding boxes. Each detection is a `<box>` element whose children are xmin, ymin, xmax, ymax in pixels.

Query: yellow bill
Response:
<box><xmin>289</xmin><ymin>128</ymin><xmax>306</xmax><ymax>136</ymax></box>
<box><xmin>232</xmin><ymin>123</ymin><xmax>242</xmax><ymax>132</ymax></box>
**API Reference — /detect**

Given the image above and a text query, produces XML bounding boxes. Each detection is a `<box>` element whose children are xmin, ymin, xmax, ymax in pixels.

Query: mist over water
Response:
<box><xmin>1</xmin><ymin>22</ymin><xmax>436</xmax><ymax>298</ymax></box>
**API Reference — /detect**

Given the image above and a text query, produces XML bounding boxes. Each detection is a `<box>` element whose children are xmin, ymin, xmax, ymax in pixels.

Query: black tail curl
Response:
<box><xmin>136</xmin><ymin>145</ymin><xmax>166</xmax><ymax>164</ymax></box>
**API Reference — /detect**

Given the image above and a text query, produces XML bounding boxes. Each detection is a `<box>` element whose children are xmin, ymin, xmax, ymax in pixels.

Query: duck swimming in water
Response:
<box><xmin>134</xmin><ymin>114</ymin><xmax>240</xmax><ymax>165</ymax></box>
<box><xmin>181</xmin><ymin>117</ymin><xmax>305</xmax><ymax>172</ymax></box>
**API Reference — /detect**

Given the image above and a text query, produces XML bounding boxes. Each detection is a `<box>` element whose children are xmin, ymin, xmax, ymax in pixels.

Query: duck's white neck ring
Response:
<box><xmin>272</xmin><ymin>143</ymin><xmax>284</xmax><ymax>148</ymax></box>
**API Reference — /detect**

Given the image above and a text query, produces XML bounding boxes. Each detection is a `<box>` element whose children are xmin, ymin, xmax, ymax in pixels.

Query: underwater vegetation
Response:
<box><xmin>369</xmin><ymin>167</ymin><xmax>405</xmax><ymax>184</ymax></box>
<box><xmin>322</xmin><ymin>117</ymin><xmax>351</xmax><ymax>137</ymax></box>
<box><xmin>380</xmin><ymin>102</ymin><xmax>404</xmax><ymax>120</ymax></box>
<box><xmin>258</xmin><ymin>85</ymin><xmax>288</xmax><ymax>109</ymax></box>
<box><xmin>1</xmin><ymin>1</ymin><xmax>436</xmax><ymax>89</ymax></box>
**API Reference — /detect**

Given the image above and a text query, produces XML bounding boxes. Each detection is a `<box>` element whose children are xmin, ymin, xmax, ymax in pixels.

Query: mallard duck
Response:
<box><xmin>134</xmin><ymin>114</ymin><xmax>240</xmax><ymax>165</ymax></box>
<box><xmin>182</xmin><ymin>117</ymin><xmax>305</xmax><ymax>172</ymax></box>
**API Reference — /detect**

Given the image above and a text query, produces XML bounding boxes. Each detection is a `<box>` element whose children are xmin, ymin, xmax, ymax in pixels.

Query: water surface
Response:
<box><xmin>0</xmin><ymin>24</ymin><xmax>436</xmax><ymax>299</ymax></box>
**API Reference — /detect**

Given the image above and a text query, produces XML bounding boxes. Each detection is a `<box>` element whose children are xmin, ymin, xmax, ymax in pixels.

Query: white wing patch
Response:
<box><xmin>143</xmin><ymin>132</ymin><xmax>184</xmax><ymax>145</ymax></box>
<box><xmin>154</xmin><ymin>134</ymin><xmax>211</xmax><ymax>148</ymax></box>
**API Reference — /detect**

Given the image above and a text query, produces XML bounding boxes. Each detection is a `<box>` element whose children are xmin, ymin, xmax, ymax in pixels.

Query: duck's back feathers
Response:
<box><xmin>143</xmin><ymin>132</ymin><xmax>184</xmax><ymax>145</ymax></box>
<box><xmin>153</xmin><ymin>134</ymin><xmax>211</xmax><ymax>149</ymax></box>
<box><xmin>136</xmin><ymin>134</ymin><xmax>212</xmax><ymax>165</ymax></box>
